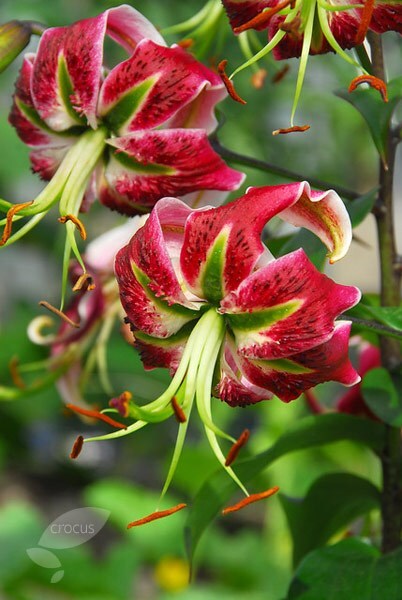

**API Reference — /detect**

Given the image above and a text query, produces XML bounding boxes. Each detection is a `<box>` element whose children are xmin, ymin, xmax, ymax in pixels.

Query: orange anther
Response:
<box><xmin>233</xmin><ymin>0</ymin><xmax>294</xmax><ymax>33</ymax></box>
<box><xmin>127</xmin><ymin>503</ymin><xmax>187</xmax><ymax>528</ymax></box>
<box><xmin>58</xmin><ymin>213</ymin><xmax>87</xmax><ymax>240</ymax></box>
<box><xmin>222</xmin><ymin>486</ymin><xmax>280</xmax><ymax>515</ymax></box>
<box><xmin>109</xmin><ymin>391</ymin><xmax>132</xmax><ymax>418</ymax></box>
<box><xmin>251</xmin><ymin>69</ymin><xmax>268</xmax><ymax>90</ymax></box>
<box><xmin>272</xmin><ymin>64</ymin><xmax>290</xmax><ymax>84</ymax></box>
<box><xmin>171</xmin><ymin>396</ymin><xmax>187</xmax><ymax>423</ymax></box>
<box><xmin>272</xmin><ymin>125</ymin><xmax>310</xmax><ymax>135</ymax></box>
<box><xmin>72</xmin><ymin>272</ymin><xmax>96</xmax><ymax>292</ymax></box>
<box><xmin>0</xmin><ymin>201</ymin><xmax>34</xmax><ymax>246</ymax></box>
<box><xmin>355</xmin><ymin>0</ymin><xmax>375</xmax><ymax>45</ymax></box>
<box><xmin>66</xmin><ymin>403</ymin><xmax>127</xmax><ymax>429</ymax></box>
<box><xmin>225</xmin><ymin>429</ymin><xmax>250</xmax><ymax>466</ymax></box>
<box><xmin>70</xmin><ymin>435</ymin><xmax>84</xmax><ymax>459</ymax></box>
<box><xmin>348</xmin><ymin>74</ymin><xmax>388</xmax><ymax>102</ymax></box>
<box><xmin>217</xmin><ymin>60</ymin><xmax>247</xmax><ymax>105</ymax></box>
<box><xmin>177</xmin><ymin>38</ymin><xmax>194</xmax><ymax>49</ymax></box>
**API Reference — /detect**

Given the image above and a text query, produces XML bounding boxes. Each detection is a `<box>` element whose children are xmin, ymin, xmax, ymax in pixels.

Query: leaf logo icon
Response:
<box><xmin>26</xmin><ymin>547</ymin><xmax>61</xmax><ymax>569</ymax></box>
<box><xmin>26</xmin><ymin>507</ymin><xmax>111</xmax><ymax>583</ymax></box>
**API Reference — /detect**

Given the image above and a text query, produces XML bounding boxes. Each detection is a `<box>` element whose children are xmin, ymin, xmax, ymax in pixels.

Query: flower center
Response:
<box><xmin>78</xmin><ymin>307</ymin><xmax>254</xmax><ymax>499</ymax></box>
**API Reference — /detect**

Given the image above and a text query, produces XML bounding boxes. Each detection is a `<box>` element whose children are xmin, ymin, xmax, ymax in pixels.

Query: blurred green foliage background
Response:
<box><xmin>0</xmin><ymin>0</ymin><xmax>399</xmax><ymax>598</ymax></box>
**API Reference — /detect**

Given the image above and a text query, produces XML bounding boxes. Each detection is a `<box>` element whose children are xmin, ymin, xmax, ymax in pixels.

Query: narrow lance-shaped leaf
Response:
<box><xmin>185</xmin><ymin>413</ymin><xmax>385</xmax><ymax>561</ymax></box>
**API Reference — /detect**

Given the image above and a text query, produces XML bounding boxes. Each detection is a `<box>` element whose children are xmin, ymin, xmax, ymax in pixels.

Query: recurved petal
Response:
<box><xmin>102</xmin><ymin>129</ymin><xmax>243</xmax><ymax>215</ymax></box>
<box><xmin>31</xmin><ymin>13</ymin><xmax>108</xmax><ymax>131</ymax></box>
<box><xmin>270</xmin><ymin>181</ymin><xmax>352</xmax><ymax>263</ymax></box>
<box><xmin>106</xmin><ymin>4</ymin><xmax>166</xmax><ymax>51</ymax></box>
<box><xmin>238</xmin><ymin>321</ymin><xmax>360</xmax><ymax>403</ymax></box>
<box><xmin>220</xmin><ymin>249</ymin><xmax>361</xmax><ymax>359</ymax></box>
<box><xmin>180</xmin><ymin>182</ymin><xmax>346</xmax><ymax>303</ymax></box>
<box><xmin>9</xmin><ymin>55</ymin><xmax>68</xmax><ymax>147</ymax></box>
<box><xmin>114</xmin><ymin>197</ymin><xmax>201</xmax><ymax>338</ymax></box>
<box><xmin>99</xmin><ymin>40</ymin><xmax>225</xmax><ymax>135</ymax></box>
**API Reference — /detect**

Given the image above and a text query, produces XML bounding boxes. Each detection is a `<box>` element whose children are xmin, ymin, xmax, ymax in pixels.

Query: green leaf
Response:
<box><xmin>280</xmin><ymin>472</ymin><xmax>380</xmax><ymax>566</ymax></box>
<box><xmin>337</xmin><ymin>77</ymin><xmax>402</xmax><ymax>164</ymax></box>
<box><xmin>276</xmin><ymin>229</ymin><xmax>327</xmax><ymax>270</ymax></box>
<box><xmin>345</xmin><ymin>303</ymin><xmax>402</xmax><ymax>340</ymax></box>
<box><xmin>344</xmin><ymin>189</ymin><xmax>377</xmax><ymax>228</ymax></box>
<box><xmin>287</xmin><ymin>537</ymin><xmax>402</xmax><ymax>600</ymax></box>
<box><xmin>185</xmin><ymin>413</ymin><xmax>385</xmax><ymax>561</ymax></box>
<box><xmin>362</xmin><ymin>367</ymin><xmax>402</xmax><ymax>426</ymax></box>
<box><xmin>362</xmin><ymin>306</ymin><xmax>402</xmax><ymax>331</ymax></box>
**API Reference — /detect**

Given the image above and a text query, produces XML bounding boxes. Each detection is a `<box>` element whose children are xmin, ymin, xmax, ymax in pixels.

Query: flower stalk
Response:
<box><xmin>368</xmin><ymin>31</ymin><xmax>402</xmax><ymax>554</ymax></box>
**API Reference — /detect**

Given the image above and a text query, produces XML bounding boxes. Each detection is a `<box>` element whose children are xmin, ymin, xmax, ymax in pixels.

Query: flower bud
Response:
<box><xmin>0</xmin><ymin>20</ymin><xmax>31</xmax><ymax>73</ymax></box>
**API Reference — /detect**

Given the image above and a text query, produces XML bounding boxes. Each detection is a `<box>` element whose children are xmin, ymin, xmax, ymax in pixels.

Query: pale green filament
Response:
<box><xmin>317</xmin><ymin>2</ymin><xmax>364</xmax><ymax>70</ymax></box>
<box><xmin>238</xmin><ymin>32</ymin><xmax>261</xmax><ymax>73</ymax></box>
<box><xmin>81</xmin><ymin>307</ymin><xmax>250</xmax><ymax>497</ymax></box>
<box><xmin>195</xmin><ymin>314</ymin><xmax>249</xmax><ymax>496</ymax></box>
<box><xmin>228</xmin><ymin>0</ymin><xmax>369</xmax><ymax>127</ymax></box>
<box><xmin>290</xmin><ymin>0</ymin><xmax>317</xmax><ymax>126</ymax></box>
<box><xmin>161</xmin><ymin>0</ymin><xmax>223</xmax><ymax>39</ymax></box>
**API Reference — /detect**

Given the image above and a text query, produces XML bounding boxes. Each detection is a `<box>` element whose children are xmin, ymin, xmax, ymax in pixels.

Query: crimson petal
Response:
<box><xmin>180</xmin><ymin>182</ymin><xmax>350</xmax><ymax>302</ymax></box>
<box><xmin>99</xmin><ymin>40</ymin><xmax>225</xmax><ymax>135</ymax></box>
<box><xmin>238</xmin><ymin>321</ymin><xmax>360</xmax><ymax>403</ymax></box>
<box><xmin>220</xmin><ymin>249</ymin><xmax>360</xmax><ymax>359</ymax></box>
<box><xmin>102</xmin><ymin>129</ymin><xmax>243</xmax><ymax>215</ymax></box>
<box><xmin>115</xmin><ymin>198</ymin><xmax>201</xmax><ymax>338</ymax></box>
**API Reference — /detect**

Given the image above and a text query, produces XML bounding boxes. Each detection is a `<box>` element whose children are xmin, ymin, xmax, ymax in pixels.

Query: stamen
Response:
<box><xmin>279</xmin><ymin>15</ymin><xmax>302</xmax><ymax>40</ymax></box>
<box><xmin>348</xmin><ymin>74</ymin><xmax>388</xmax><ymax>102</ymax></box>
<box><xmin>58</xmin><ymin>214</ymin><xmax>87</xmax><ymax>240</ymax></box>
<box><xmin>222</xmin><ymin>486</ymin><xmax>280</xmax><ymax>515</ymax></box>
<box><xmin>8</xmin><ymin>356</ymin><xmax>25</xmax><ymax>389</ymax></box>
<box><xmin>39</xmin><ymin>300</ymin><xmax>80</xmax><ymax>328</ymax></box>
<box><xmin>66</xmin><ymin>403</ymin><xmax>127</xmax><ymax>429</ymax></box>
<box><xmin>355</xmin><ymin>0</ymin><xmax>375</xmax><ymax>45</ymax></box>
<box><xmin>109</xmin><ymin>391</ymin><xmax>132</xmax><ymax>418</ymax></box>
<box><xmin>177</xmin><ymin>38</ymin><xmax>194</xmax><ymax>49</ymax></box>
<box><xmin>127</xmin><ymin>503</ymin><xmax>187</xmax><ymax>528</ymax></box>
<box><xmin>272</xmin><ymin>64</ymin><xmax>290</xmax><ymax>84</ymax></box>
<box><xmin>233</xmin><ymin>0</ymin><xmax>295</xmax><ymax>34</ymax></box>
<box><xmin>225</xmin><ymin>429</ymin><xmax>250</xmax><ymax>466</ymax></box>
<box><xmin>0</xmin><ymin>201</ymin><xmax>34</xmax><ymax>246</ymax></box>
<box><xmin>251</xmin><ymin>68</ymin><xmax>267</xmax><ymax>89</ymax></box>
<box><xmin>72</xmin><ymin>273</ymin><xmax>96</xmax><ymax>292</ymax></box>
<box><xmin>217</xmin><ymin>60</ymin><xmax>247</xmax><ymax>105</ymax></box>
<box><xmin>272</xmin><ymin>125</ymin><xmax>310</xmax><ymax>135</ymax></box>
<box><xmin>70</xmin><ymin>435</ymin><xmax>84</xmax><ymax>459</ymax></box>
<box><xmin>171</xmin><ymin>396</ymin><xmax>187</xmax><ymax>423</ymax></box>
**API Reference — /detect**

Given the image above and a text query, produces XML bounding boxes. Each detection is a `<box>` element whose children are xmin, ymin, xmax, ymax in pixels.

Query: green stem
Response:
<box><xmin>211</xmin><ymin>138</ymin><xmax>360</xmax><ymax>200</ymax></box>
<box><xmin>368</xmin><ymin>31</ymin><xmax>402</xmax><ymax>554</ymax></box>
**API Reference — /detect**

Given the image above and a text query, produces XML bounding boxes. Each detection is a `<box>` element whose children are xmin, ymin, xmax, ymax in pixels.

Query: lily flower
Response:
<box><xmin>25</xmin><ymin>216</ymin><xmax>148</xmax><ymax>407</ymax></box>
<box><xmin>1</xmin><ymin>5</ymin><xmax>243</xmax><ymax>271</ymax></box>
<box><xmin>220</xmin><ymin>0</ymin><xmax>401</xmax><ymax>130</ymax></box>
<box><xmin>74</xmin><ymin>182</ymin><xmax>360</xmax><ymax>513</ymax></box>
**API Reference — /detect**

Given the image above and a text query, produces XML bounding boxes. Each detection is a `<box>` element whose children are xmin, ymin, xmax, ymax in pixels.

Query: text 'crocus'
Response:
<box><xmin>72</xmin><ymin>182</ymin><xmax>361</xmax><ymax>519</ymax></box>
